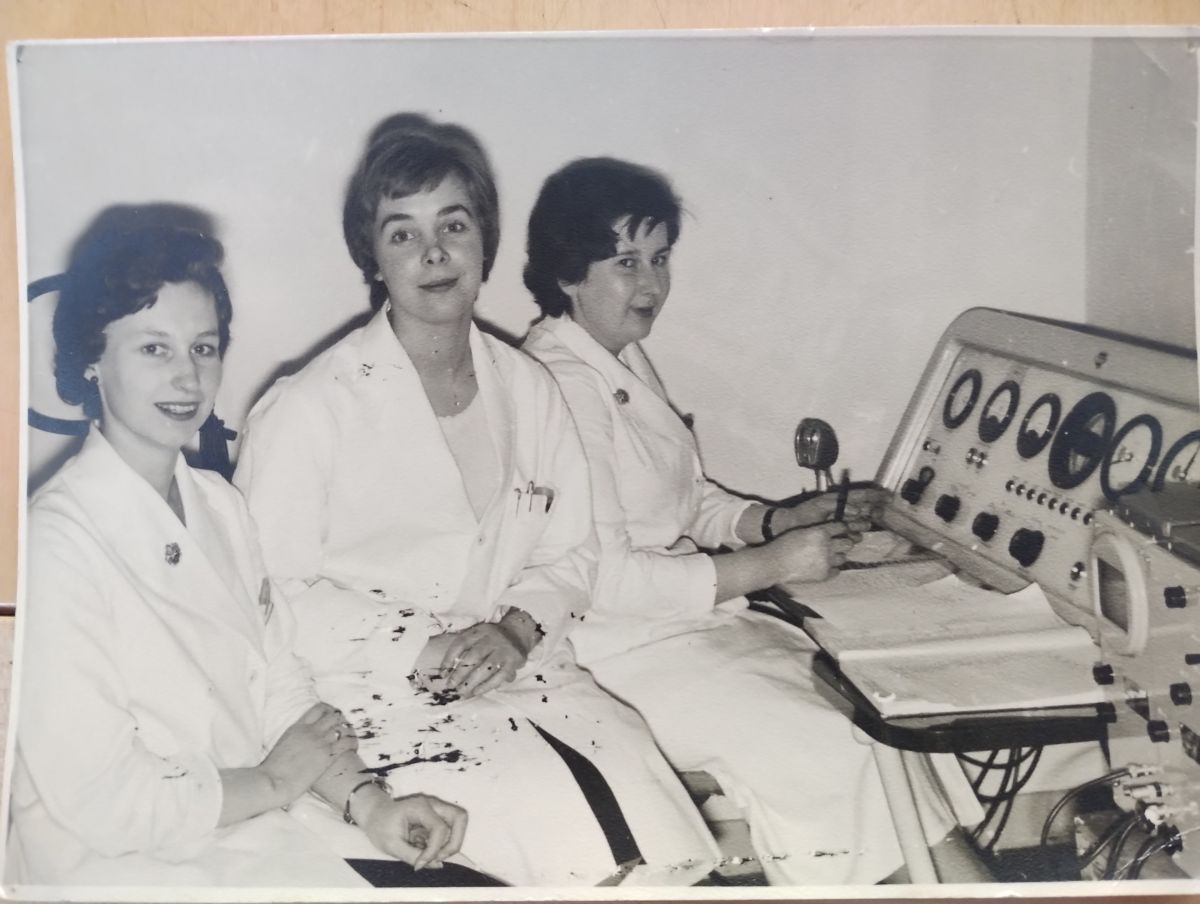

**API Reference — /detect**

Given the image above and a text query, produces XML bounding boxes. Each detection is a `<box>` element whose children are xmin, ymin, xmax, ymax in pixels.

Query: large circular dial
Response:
<box><xmin>942</xmin><ymin>369</ymin><xmax>982</xmax><ymax>430</ymax></box>
<box><xmin>1099</xmin><ymin>414</ymin><xmax>1162</xmax><ymax>501</ymax></box>
<box><xmin>1154</xmin><ymin>428</ymin><xmax>1200</xmax><ymax>490</ymax></box>
<box><xmin>978</xmin><ymin>380</ymin><xmax>1021</xmax><ymax>444</ymax></box>
<box><xmin>1016</xmin><ymin>393</ymin><xmax>1061</xmax><ymax>459</ymax></box>
<box><xmin>1047</xmin><ymin>392</ymin><xmax>1117</xmax><ymax>490</ymax></box>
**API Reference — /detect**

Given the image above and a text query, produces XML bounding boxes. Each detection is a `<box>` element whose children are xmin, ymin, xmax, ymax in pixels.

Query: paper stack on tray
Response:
<box><xmin>802</xmin><ymin>574</ymin><xmax>1105</xmax><ymax>718</ymax></box>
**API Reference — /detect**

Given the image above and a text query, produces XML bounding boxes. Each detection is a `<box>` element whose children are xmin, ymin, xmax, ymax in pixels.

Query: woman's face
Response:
<box><xmin>562</xmin><ymin>217</ymin><xmax>672</xmax><ymax>356</ymax></box>
<box><xmin>371</xmin><ymin>173</ymin><xmax>484</xmax><ymax>330</ymax></box>
<box><xmin>87</xmin><ymin>280</ymin><xmax>222</xmax><ymax>465</ymax></box>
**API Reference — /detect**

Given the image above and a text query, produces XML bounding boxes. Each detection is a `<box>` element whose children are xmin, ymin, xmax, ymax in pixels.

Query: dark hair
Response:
<box><xmin>523</xmin><ymin>157</ymin><xmax>682</xmax><ymax>318</ymax></box>
<box><xmin>53</xmin><ymin>225</ymin><xmax>232</xmax><ymax>419</ymax></box>
<box><xmin>342</xmin><ymin>113</ymin><xmax>501</xmax><ymax>311</ymax></box>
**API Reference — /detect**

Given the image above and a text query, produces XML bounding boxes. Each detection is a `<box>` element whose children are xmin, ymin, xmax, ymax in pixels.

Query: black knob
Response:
<box><xmin>1148</xmin><ymin>720</ymin><xmax>1171</xmax><ymax>743</ymax></box>
<box><xmin>1008</xmin><ymin>528</ymin><xmax>1045</xmax><ymax>568</ymax></box>
<box><xmin>900</xmin><ymin>478</ymin><xmax>925</xmax><ymax>505</ymax></box>
<box><xmin>1005</xmin><ymin>479</ymin><xmax>1015</xmax><ymax>492</ymax></box>
<box><xmin>934</xmin><ymin>494</ymin><xmax>961</xmax><ymax>522</ymax></box>
<box><xmin>1070</xmin><ymin>561</ymin><xmax>1086</xmax><ymax>582</ymax></box>
<box><xmin>972</xmin><ymin>512</ymin><xmax>1000</xmax><ymax>541</ymax></box>
<box><xmin>1071</xmin><ymin>508</ymin><xmax>1081</xmax><ymax>520</ymax></box>
<box><xmin>1092</xmin><ymin>664</ymin><xmax>1115</xmax><ymax>685</ymax></box>
<box><xmin>1166</xmin><ymin>586</ymin><xmax>1189</xmax><ymax>609</ymax></box>
<box><xmin>1037</xmin><ymin>492</ymin><xmax>1047</xmax><ymax>504</ymax></box>
<box><xmin>1170</xmin><ymin>683</ymin><xmax>1193</xmax><ymax>706</ymax></box>
<box><xmin>1187</xmin><ymin>653</ymin><xmax>1200</xmax><ymax>666</ymax></box>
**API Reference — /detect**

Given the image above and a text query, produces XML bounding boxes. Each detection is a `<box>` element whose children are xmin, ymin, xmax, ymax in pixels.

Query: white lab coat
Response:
<box><xmin>234</xmin><ymin>309</ymin><xmax>718</xmax><ymax>887</ymax></box>
<box><xmin>6</xmin><ymin>428</ymin><xmax>368</xmax><ymax>891</ymax></box>
<box><xmin>524</xmin><ymin>315</ymin><xmax>980</xmax><ymax>885</ymax></box>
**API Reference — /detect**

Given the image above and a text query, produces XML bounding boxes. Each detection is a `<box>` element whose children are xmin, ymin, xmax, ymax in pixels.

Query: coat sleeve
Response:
<box><xmin>493</xmin><ymin>375</ymin><xmax>598</xmax><ymax>663</ymax></box>
<box><xmin>550</xmin><ymin>363</ymin><xmax>720</xmax><ymax>620</ymax></box>
<box><xmin>233</xmin><ymin>381</ymin><xmax>336</xmax><ymax>599</ymax></box>
<box><xmin>233</xmin><ymin>491</ymin><xmax>321</xmax><ymax>747</ymax></box>
<box><xmin>688</xmin><ymin>478</ymin><xmax>755</xmax><ymax>552</ymax></box>
<box><xmin>17</xmin><ymin>509</ymin><xmax>223</xmax><ymax>860</ymax></box>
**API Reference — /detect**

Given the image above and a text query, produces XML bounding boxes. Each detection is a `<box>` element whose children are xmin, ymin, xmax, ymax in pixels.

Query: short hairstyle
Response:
<box><xmin>342</xmin><ymin>113</ymin><xmax>501</xmax><ymax>310</ymax></box>
<box><xmin>523</xmin><ymin>157</ymin><xmax>682</xmax><ymax>318</ymax></box>
<box><xmin>53</xmin><ymin>225</ymin><xmax>233</xmax><ymax>419</ymax></box>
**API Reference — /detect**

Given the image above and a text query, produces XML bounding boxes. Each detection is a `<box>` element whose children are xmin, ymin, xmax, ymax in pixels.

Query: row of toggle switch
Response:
<box><xmin>1004</xmin><ymin>478</ymin><xmax>1094</xmax><ymax>524</ymax></box>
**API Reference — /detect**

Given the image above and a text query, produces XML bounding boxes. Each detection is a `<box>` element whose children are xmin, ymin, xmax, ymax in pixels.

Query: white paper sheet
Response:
<box><xmin>804</xmin><ymin>575</ymin><xmax>1105</xmax><ymax>717</ymax></box>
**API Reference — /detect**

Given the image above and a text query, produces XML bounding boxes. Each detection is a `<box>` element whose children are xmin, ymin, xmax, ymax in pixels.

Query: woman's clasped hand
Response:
<box><xmin>259</xmin><ymin>703</ymin><xmax>358</xmax><ymax>800</ymax></box>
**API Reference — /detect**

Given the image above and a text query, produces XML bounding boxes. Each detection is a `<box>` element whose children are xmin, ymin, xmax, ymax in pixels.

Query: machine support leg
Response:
<box><xmin>870</xmin><ymin>741</ymin><xmax>939</xmax><ymax>884</ymax></box>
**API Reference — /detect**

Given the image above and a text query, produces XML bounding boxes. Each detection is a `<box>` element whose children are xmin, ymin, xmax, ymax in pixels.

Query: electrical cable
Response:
<box><xmin>1040</xmin><ymin>768</ymin><xmax>1131</xmax><ymax>847</ymax></box>
<box><xmin>983</xmin><ymin>748</ymin><xmax>1043</xmax><ymax>853</ymax></box>
<box><xmin>966</xmin><ymin>747</ymin><xmax>1043</xmax><ymax>851</ymax></box>
<box><xmin>1078</xmin><ymin>814</ymin><xmax>1136</xmax><ymax>871</ymax></box>
<box><xmin>1123</xmin><ymin>834</ymin><xmax>1164</xmax><ymax>880</ymax></box>
<box><xmin>1103</xmin><ymin>817</ymin><xmax>1141</xmax><ymax>880</ymax></box>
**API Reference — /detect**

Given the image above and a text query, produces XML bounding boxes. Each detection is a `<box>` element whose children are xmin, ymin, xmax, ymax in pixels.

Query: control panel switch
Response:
<box><xmin>971</xmin><ymin>512</ymin><xmax>999</xmax><ymax>541</ymax></box>
<box><xmin>934</xmin><ymin>494</ymin><xmax>961</xmax><ymax>523</ymax></box>
<box><xmin>1008</xmin><ymin>528</ymin><xmax>1045</xmax><ymax>568</ymax></box>
<box><xmin>1165</xmin><ymin>586</ymin><xmax>1189</xmax><ymax>609</ymax></box>
<box><xmin>1148</xmin><ymin>720</ymin><xmax>1171</xmax><ymax>743</ymax></box>
<box><xmin>1170</xmin><ymin>683</ymin><xmax>1193</xmax><ymax>706</ymax></box>
<box><xmin>1092</xmin><ymin>664</ymin><xmax>1114</xmax><ymax>685</ymax></box>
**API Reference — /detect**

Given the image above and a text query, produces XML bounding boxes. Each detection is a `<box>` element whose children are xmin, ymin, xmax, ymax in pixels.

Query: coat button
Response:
<box><xmin>613</xmin><ymin>389</ymin><xmax>629</xmax><ymax>404</ymax></box>
<box><xmin>164</xmin><ymin>543</ymin><xmax>181</xmax><ymax>565</ymax></box>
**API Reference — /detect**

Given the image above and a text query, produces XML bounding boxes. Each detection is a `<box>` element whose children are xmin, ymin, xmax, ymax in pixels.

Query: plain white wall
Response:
<box><xmin>1084</xmin><ymin>37</ymin><xmax>1197</xmax><ymax>346</ymax></box>
<box><xmin>15</xmin><ymin>33</ymin><xmax>1187</xmax><ymax>497</ymax></box>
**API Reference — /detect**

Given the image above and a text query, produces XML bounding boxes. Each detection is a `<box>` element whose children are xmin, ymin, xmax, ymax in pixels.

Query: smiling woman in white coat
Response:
<box><xmin>233</xmin><ymin>114</ymin><xmax>719</xmax><ymax>888</ymax></box>
<box><xmin>521</xmin><ymin>157</ymin><xmax>984</xmax><ymax>885</ymax></box>
<box><xmin>6</xmin><ymin>224</ymin><xmax>490</xmax><ymax>891</ymax></box>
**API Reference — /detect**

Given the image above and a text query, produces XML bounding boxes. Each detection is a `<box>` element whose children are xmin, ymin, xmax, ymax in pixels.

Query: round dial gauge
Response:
<box><xmin>1016</xmin><ymin>393</ymin><xmax>1061</xmax><ymax>459</ymax></box>
<box><xmin>978</xmin><ymin>380</ymin><xmax>1021</xmax><ymax>444</ymax></box>
<box><xmin>942</xmin><ymin>368</ymin><xmax>982</xmax><ymax>430</ymax></box>
<box><xmin>1047</xmin><ymin>392</ymin><xmax>1117</xmax><ymax>490</ymax></box>
<box><xmin>1099</xmin><ymin>414</ymin><xmax>1163</xmax><ymax>501</ymax></box>
<box><xmin>1154</xmin><ymin>428</ymin><xmax>1200</xmax><ymax>490</ymax></box>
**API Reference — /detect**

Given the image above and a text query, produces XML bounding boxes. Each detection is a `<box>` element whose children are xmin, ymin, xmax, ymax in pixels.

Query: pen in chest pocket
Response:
<box><xmin>515</xmin><ymin>481</ymin><xmax>555</xmax><ymax>515</ymax></box>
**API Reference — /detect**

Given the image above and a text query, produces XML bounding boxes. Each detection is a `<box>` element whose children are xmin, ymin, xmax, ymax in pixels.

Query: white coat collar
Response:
<box><xmin>357</xmin><ymin>306</ymin><xmax>510</xmax><ymax>523</ymax></box>
<box><xmin>54</xmin><ymin>427</ymin><xmax>261</xmax><ymax>641</ymax></box>
<box><xmin>528</xmin><ymin>315</ymin><xmax>691</xmax><ymax>433</ymax></box>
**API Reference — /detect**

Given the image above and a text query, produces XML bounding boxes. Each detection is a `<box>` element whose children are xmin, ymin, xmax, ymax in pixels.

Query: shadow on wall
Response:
<box><xmin>27</xmin><ymin>203</ymin><xmax>222</xmax><ymax>493</ymax></box>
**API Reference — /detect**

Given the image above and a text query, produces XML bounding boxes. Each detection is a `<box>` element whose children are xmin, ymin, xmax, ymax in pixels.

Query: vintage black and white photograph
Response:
<box><xmin>4</xmin><ymin>27</ymin><xmax>1200</xmax><ymax>898</ymax></box>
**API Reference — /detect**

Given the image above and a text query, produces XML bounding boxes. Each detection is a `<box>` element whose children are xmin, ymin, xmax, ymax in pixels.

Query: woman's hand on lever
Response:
<box><xmin>771</xmin><ymin>522</ymin><xmax>863</xmax><ymax>591</ymax></box>
<box><xmin>354</xmin><ymin>789</ymin><xmax>468</xmax><ymax>870</ymax></box>
<box><xmin>750</xmin><ymin>486</ymin><xmax>888</xmax><ymax>539</ymax></box>
<box><xmin>438</xmin><ymin>609</ymin><xmax>542</xmax><ymax>699</ymax></box>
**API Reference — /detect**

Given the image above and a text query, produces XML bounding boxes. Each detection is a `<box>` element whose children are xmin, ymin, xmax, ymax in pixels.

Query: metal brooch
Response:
<box><xmin>164</xmin><ymin>542</ymin><xmax>181</xmax><ymax>566</ymax></box>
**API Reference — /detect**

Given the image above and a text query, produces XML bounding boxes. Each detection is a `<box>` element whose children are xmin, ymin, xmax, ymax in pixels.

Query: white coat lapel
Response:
<box><xmin>548</xmin><ymin>316</ymin><xmax>696</xmax><ymax>454</ymax></box>
<box><xmin>60</xmin><ymin>429</ymin><xmax>261</xmax><ymax>645</ymax></box>
<box><xmin>468</xmin><ymin>325</ymin><xmax>511</xmax><ymax>510</ymax></box>
<box><xmin>356</xmin><ymin>308</ymin><xmax>480</xmax><ymax>531</ymax></box>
